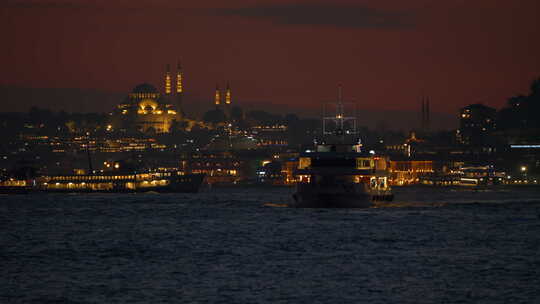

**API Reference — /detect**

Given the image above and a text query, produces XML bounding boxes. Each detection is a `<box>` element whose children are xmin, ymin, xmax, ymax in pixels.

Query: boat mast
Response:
<box><xmin>337</xmin><ymin>84</ymin><xmax>344</xmax><ymax>132</ymax></box>
<box><xmin>322</xmin><ymin>85</ymin><xmax>357</xmax><ymax>142</ymax></box>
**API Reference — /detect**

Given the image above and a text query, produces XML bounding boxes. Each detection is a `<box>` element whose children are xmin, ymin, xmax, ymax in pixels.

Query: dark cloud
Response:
<box><xmin>1</xmin><ymin>0</ymin><xmax>195</xmax><ymax>21</ymax></box>
<box><xmin>1</xmin><ymin>0</ymin><xmax>89</xmax><ymax>9</ymax></box>
<box><xmin>216</xmin><ymin>4</ymin><xmax>413</xmax><ymax>29</ymax></box>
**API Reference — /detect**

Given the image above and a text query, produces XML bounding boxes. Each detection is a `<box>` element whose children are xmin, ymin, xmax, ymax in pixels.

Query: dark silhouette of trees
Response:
<box><xmin>230</xmin><ymin>106</ymin><xmax>244</xmax><ymax>123</ymax></box>
<box><xmin>246</xmin><ymin>110</ymin><xmax>282</xmax><ymax>125</ymax></box>
<box><xmin>203</xmin><ymin>109</ymin><xmax>226</xmax><ymax>124</ymax></box>
<box><xmin>497</xmin><ymin>77</ymin><xmax>540</xmax><ymax>130</ymax></box>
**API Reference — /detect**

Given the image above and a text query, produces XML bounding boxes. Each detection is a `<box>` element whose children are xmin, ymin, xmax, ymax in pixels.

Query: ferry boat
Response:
<box><xmin>457</xmin><ymin>166</ymin><xmax>501</xmax><ymax>187</ymax></box>
<box><xmin>290</xmin><ymin>87</ymin><xmax>393</xmax><ymax>208</ymax></box>
<box><xmin>0</xmin><ymin>170</ymin><xmax>205</xmax><ymax>194</ymax></box>
<box><xmin>36</xmin><ymin>171</ymin><xmax>206</xmax><ymax>193</ymax></box>
<box><xmin>1</xmin><ymin>147</ymin><xmax>206</xmax><ymax>194</ymax></box>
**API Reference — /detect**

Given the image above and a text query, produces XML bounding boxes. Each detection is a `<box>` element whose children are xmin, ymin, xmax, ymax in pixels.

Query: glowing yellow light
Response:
<box><xmin>176</xmin><ymin>73</ymin><xmax>183</xmax><ymax>93</ymax></box>
<box><xmin>165</xmin><ymin>73</ymin><xmax>172</xmax><ymax>94</ymax></box>
<box><xmin>225</xmin><ymin>87</ymin><xmax>231</xmax><ymax>104</ymax></box>
<box><xmin>215</xmin><ymin>90</ymin><xmax>221</xmax><ymax>105</ymax></box>
<box><xmin>299</xmin><ymin>157</ymin><xmax>311</xmax><ymax>169</ymax></box>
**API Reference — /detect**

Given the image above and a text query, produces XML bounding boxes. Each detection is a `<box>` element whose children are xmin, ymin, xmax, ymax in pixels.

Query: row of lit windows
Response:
<box><xmin>259</xmin><ymin>141</ymin><xmax>288</xmax><ymax>146</ymax></box>
<box><xmin>47</xmin><ymin>172</ymin><xmax>176</xmax><ymax>182</ymax></box>
<box><xmin>191</xmin><ymin>169</ymin><xmax>238</xmax><ymax>176</ymax></box>
<box><xmin>252</xmin><ymin>125</ymin><xmax>287</xmax><ymax>130</ymax></box>
<box><xmin>191</xmin><ymin>162</ymin><xmax>241</xmax><ymax>167</ymax></box>
<box><xmin>189</xmin><ymin>154</ymin><xmax>234</xmax><ymax>159</ymax></box>
<box><xmin>48</xmin><ymin>175</ymin><xmax>136</xmax><ymax>181</ymax></box>
<box><xmin>129</xmin><ymin>93</ymin><xmax>159</xmax><ymax>99</ymax></box>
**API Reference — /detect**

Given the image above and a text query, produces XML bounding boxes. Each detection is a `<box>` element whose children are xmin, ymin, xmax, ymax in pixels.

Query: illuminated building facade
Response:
<box><xmin>112</xmin><ymin>83</ymin><xmax>181</xmax><ymax>133</ymax></box>
<box><xmin>111</xmin><ymin>64</ymin><xmax>185</xmax><ymax>134</ymax></box>
<box><xmin>180</xmin><ymin>151</ymin><xmax>244</xmax><ymax>185</ymax></box>
<box><xmin>388</xmin><ymin>159</ymin><xmax>434</xmax><ymax>185</ymax></box>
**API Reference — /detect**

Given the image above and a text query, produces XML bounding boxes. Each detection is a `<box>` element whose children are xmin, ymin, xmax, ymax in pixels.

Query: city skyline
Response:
<box><xmin>1</xmin><ymin>0</ymin><xmax>539</xmax><ymax>114</ymax></box>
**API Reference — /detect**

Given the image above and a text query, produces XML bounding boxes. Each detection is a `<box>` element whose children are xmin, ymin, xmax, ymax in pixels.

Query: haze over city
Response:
<box><xmin>2</xmin><ymin>1</ymin><xmax>540</xmax><ymax>303</ymax></box>
<box><xmin>2</xmin><ymin>0</ymin><xmax>539</xmax><ymax>121</ymax></box>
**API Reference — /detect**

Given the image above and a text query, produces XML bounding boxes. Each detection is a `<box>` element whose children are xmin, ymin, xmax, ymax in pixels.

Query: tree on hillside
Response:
<box><xmin>498</xmin><ymin>77</ymin><xmax>540</xmax><ymax>130</ymax></box>
<box><xmin>202</xmin><ymin>109</ymin><xmax>226</xmax><ymax>124</ymax></box>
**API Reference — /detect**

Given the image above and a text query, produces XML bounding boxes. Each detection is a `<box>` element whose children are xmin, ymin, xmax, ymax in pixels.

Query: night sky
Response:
<box><xmin>1</xmin><ymin>0</ymin><xmax>539</xmax><ymax>115</ymax></box>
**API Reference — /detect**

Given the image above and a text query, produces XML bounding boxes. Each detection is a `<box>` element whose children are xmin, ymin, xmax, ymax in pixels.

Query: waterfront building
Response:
<box><xmin>180</xmin><ymin>151</ymin><xmax>244</xmax><ymax>185</ymax></box>
<box><xmin>388</xmin><ymin>158</ymin><xmax>434</xmax><ymax>185</ymax></box>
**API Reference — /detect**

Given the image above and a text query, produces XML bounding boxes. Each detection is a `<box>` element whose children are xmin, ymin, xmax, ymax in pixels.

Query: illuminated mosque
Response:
<box><xmin>111</xmin><ymin>62</ymin><xmax>238</xmax><ymax>134</ymax></box>
<box><xmin>111</xmin><ymin>63</ymin><xmax>185</xmax><ymax>133</ymax></box>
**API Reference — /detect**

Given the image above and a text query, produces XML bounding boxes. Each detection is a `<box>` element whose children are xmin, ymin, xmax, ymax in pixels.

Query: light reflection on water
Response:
<box><xmin>2</xmin><ymin>186</ymin><xmax>540</xmax><ymax>303</ymax></box>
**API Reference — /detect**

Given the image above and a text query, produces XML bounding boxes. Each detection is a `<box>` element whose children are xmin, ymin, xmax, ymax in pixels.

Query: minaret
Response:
<box><xmin>176</xmin><ymin>61</ymin><xmax>183</xmax><ymax>94</ymax></box>
<box><xmin>420</xmin><ymin>96</ymin><xmax>426</xmax><ymax>131</ymax></box>
<box><xmin>225</xmin><ymin>82</ymin><xmax>231</xmax><ymax>105</ymax></box>
<box><xmin>214</xmin><ymin>84</ymin><xmax>221</xmax><ymax>107</ymax></box>
<box><xmin>175</xmin><ymin>61</ymin><xmax>184</xmax><ymax>117</ymax></box>
<box><xmin>224</xmin><ymin>82</ymin><xmax>232</xmax><ymax>121</ymax></box>
<box><xmin>426</xmin><ymin>97</ymin><xmax>430</xmax><ymax>131</ymax></box>
<box><xmin>165</xmin><ymin>64</ymin><xmax>172</xmax><ymax>95</ymax></box>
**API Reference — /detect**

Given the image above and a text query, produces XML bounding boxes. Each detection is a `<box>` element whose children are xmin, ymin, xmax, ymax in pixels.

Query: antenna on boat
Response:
<box><xmin>322</xmin><ymin>85</ymin><xmax>358</xmax><ymax>141</ymax></box>
<box><xmin>337</xmin><ymin>84</ymin><xmax>344</xmax><ymax>132</ymax></box>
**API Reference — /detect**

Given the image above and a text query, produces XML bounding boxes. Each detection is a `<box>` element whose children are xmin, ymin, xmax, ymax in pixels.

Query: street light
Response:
<box><xmin>521</xmin><ymin>166</ymin><xmax>528</xmax><ymax>181</ymax></box>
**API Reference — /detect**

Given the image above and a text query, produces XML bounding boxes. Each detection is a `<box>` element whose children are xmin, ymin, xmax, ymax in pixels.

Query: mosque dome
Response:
<box><xmin>132</xmin><ymin>83</ymin><xmax>159</xmax><ymax>94</ymax></box>
<box><xmin>112</xmin><ymin>75</ymin><xmax>183</xmax><ymax>134</ymax></box>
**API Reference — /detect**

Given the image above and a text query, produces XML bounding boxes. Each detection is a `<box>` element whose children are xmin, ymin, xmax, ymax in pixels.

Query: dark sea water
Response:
<box><xmin>2</xmin><ymin>187</ymin><xmax>540</xmax><ymax>303</ymax></box>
